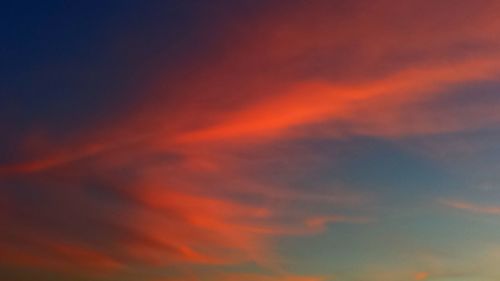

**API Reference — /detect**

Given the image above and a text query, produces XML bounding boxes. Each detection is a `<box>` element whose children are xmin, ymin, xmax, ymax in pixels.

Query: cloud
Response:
<box><xmin>218</xmin><ymin>273</ymin><xmax>327</xmax><ymax>281</ymax></box>
<box><xmin>304</xmin><ymin>215</ymin><xmax>373</xmax><ymax>232</ymax></box>
<box><xmin>0</xmin><ymin>237</ymin><xmax>122</xmax><ymax>273</ymax></box>
<box><xmin>414</xmin><ymin>272</ymin><xmax>429</xmax><ymax>280</ymax></box>
<box><xmin>440</xmin><ymin>199</ymin><xmax>500</xmax><ymax>215</ymax></box>
<box><xmin>0</xmin><ymin>135</ymin><xmax>369</xmax><ymax>277</ymax></box>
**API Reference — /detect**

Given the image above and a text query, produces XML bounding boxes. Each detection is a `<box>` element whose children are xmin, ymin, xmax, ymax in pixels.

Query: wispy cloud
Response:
<box><xmin>440</xmin><ymin>199</ymin><xmax>500</xmax><ymax>215</ymax></box>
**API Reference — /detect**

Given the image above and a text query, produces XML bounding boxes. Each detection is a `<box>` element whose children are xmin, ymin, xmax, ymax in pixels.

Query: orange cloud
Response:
<box><xmin>414</xmin><ymin>271</ymin><xmax>429</xmax><ymax>280</ymax></box>
<box><xmin>176</xmin><ymin>55</ymin><xmax>500</xmax><ymax>143</ymax></box>
<box><xmin>305</xmin><ymin>215</ymin><xmax>373</xmax><ymax>232</ymax></box>
<box><xmin>441</xmin><ymin>199</ymin><xmax>500</xmax><ymax>215</ymax></box>
<box><xmin>118</xmin><ymin>173</ymin><xmax>368</xmax><ymax>269</ymax></box>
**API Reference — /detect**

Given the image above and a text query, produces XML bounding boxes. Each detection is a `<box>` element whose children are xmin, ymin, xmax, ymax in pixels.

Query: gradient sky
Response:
<box><xmin>3</xmin><ymin>1</ymin><xmax>500</xmax><ymax>281</ymax></box>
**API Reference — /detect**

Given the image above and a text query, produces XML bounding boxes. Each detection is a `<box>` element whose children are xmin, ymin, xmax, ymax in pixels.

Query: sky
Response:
<box><xmin>2</xmin><ymin>1</ymin><xmax>500</xmax><ymax>281</ymax></box>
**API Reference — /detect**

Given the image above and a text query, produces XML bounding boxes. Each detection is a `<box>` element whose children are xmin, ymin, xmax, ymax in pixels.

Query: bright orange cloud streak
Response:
<box><xmin>176</xmin><ymin>56</ymin><xmax>500</xmax><ymax>143</ymax></box>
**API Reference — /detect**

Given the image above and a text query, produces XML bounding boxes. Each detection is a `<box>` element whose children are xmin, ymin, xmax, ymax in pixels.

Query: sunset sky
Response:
<box><xmin>3</xmin><ymin>1</ymin><xmax>500</xmax><ymax>281</ymax></box>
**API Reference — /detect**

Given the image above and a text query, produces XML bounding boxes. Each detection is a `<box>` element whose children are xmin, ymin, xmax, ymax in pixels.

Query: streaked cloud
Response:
<box><xmin>441</xmin><ymin>199</ymin><xmax>500</xmax><ymax>215</ymax></box>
